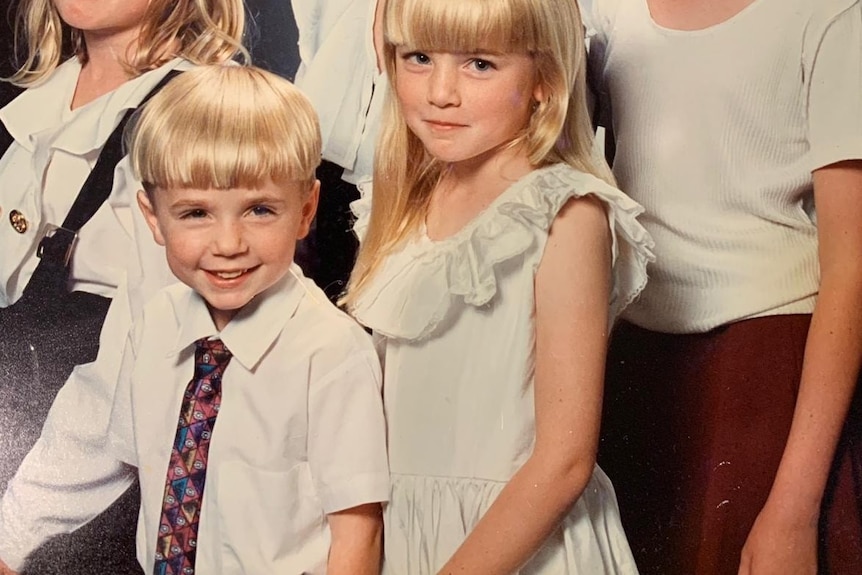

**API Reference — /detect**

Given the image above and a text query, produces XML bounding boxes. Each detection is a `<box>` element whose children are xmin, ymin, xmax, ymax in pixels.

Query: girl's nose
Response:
<box><xmin>427</xmin><ymin>64</ymin><xmax>460</xmax><ymax>107</ymax></box>
<box><xmin>212</xmin><ymin>220</ymin><xmax>248</xmax><ymax>256</ymax></box>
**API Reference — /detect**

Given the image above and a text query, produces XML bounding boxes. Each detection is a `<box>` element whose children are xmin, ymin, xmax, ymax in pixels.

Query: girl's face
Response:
<box><xmin>394</xmin><ymin>47</ymin><xmax>542</xmax><ymax>167</ymax></box>
<box><xmin>53</xmin><ymin>0</ymin><xmax>150</xmax><ymax>43</ymax></box>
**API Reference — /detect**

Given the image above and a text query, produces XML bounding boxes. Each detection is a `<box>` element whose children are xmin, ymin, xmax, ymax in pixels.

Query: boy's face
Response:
<box><xmin>138</xmin><ymin>178</ymin><xmax>319</xmax><ymax>330</ymax></box>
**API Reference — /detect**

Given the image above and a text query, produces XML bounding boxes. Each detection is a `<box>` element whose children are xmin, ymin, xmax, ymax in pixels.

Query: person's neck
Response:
<box><xmin>443</xmin><ymin>144</ymin><xmax>535</xmax><ymax>196</ymax></box>
<box><xmin>70</xmin><ymin>28</ymin><xmax>141</xmax><ymax>110</ymax></box>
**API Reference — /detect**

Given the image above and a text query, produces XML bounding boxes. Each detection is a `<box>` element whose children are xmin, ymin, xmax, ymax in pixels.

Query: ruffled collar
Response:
<box><xmin>351</xmin><ymin>163</ymin><xmax>655</xmax><ymax>341</ymax></box>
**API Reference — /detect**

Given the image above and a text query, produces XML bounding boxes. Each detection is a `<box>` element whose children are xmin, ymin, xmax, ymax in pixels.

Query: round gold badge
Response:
<box><xmin>9</xmin><ymin>210</ymin><xmax>28</xmax><ymax>234</ymax></box>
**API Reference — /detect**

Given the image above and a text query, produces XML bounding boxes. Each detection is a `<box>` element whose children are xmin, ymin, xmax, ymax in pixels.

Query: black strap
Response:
<box><xmin>61</xmin><ymin>69</ymin><xmax>182</xmax><ymax>232</ymax></box>
<box><xmin>34</xmin><ymin>69</ymin><xmax>183</xmax><ymax>267</ymax></box>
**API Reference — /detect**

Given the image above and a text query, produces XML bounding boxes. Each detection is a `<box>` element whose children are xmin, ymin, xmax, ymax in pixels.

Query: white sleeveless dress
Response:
<box><xmin>352</xmin><ymin>163</ymin><xmax>654</xmax><ymax>574</ymax></box>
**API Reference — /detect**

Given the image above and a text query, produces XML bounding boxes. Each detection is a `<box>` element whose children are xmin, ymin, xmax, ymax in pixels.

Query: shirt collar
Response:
<box><xmin>0</xmin><ymin>58</ymin><xmax>80</xmax><ymax>152</ymax></box>
<box><xmin>0</xmin><ymin>57</ymin><xmax>188</xmax><ymax>155</ymax></box>
<box><xmin>172</xmin><ymin>265</ymin><xmax>308</xmax><ymax>371</ymax></box>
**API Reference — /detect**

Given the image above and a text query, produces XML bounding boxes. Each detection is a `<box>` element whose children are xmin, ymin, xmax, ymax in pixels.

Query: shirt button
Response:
<box><xmin>9</xmin><ymin>210</ymin><xmax>27</xmax><ymax>233</ymax></box>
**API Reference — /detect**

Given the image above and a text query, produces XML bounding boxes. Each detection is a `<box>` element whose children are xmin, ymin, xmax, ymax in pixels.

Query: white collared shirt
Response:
<box><xmin>291</xmin><ymin>0</ymin><xmax>384</xmax><ymax>184</ymax></box>
<box><xmin>117</xmin><ymin>270</ymin><xmax>388</xmax><ymax>573</ymax></box>
<box><xmin>0</xmin><ymin>268</ymin><xmax>389</xmax><ymax>572</ymax></box>
<box><xmin>0</xmin><ymin>57</ymin><xmax>192</xmax><ymax>306</ymax></box>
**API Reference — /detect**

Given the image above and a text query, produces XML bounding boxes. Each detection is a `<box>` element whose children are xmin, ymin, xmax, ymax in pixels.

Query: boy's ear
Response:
<box><xmin>297</xmin><ymin>179</ymin><xmax>320</xmax><ymax>240</ymax></box>
<box><xmin>137</xmin><ymin>190</ymin><xmax>167</xmax><ymax>246</ymax></box>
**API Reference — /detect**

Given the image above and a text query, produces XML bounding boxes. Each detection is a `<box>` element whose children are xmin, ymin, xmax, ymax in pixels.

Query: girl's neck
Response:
<box><xmin>71</xmin><ymin>28</ymin><xmax>142</xmax><ymax>110</ymax></box>
<box><xmin>425</xmin><ymin>144</ymin><xmax>535</xmax><ymax>241</ymax></box>
<box><xmin>443</xmin><ymin>143</ymin><xmax>534</xmax><ymax>193</ymax></box>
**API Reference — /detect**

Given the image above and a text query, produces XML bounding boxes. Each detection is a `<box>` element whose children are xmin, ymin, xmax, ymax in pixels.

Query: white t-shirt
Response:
<box><xmin>588</xmin><ymin>0</ymin><xmax>862</xmax><ymax>333</ymax></box>
<box><xmin>291</xmin><ymin>0</ymin><xmax>383</xmax><ymax>184</ymax></box>
<box><xmin>0</xmin><ymin>268</ymin><xmax>389</xmax><ymax>573</ymax></box>
<box><xmin>0</xmin><ymin>57</ymin><xmax>192</xmax><ymax>305</ymax></box>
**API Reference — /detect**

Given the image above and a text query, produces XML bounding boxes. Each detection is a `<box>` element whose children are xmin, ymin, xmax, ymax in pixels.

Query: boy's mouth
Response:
<box><xmin>213</xmin><ymin>269</ymin><xmax>248</xmax><ymax>280</ymax></box>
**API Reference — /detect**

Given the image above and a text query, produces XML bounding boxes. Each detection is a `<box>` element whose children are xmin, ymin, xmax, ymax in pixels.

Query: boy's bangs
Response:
<box><xmin>387</xmin><ymin>0</ymin><xmax>539</xmax><ymax>54</ymax></box>
<box><xmin>131</xmin><ymin>66</ymin><xmax>321</xmax><ymax>192</ymax></box>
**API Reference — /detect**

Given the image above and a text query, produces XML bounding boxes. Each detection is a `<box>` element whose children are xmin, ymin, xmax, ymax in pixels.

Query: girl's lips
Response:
<box><xmin>425</xmin><ymin>120</ymin><xmax>466</xmax><ymax>129</ymax></box>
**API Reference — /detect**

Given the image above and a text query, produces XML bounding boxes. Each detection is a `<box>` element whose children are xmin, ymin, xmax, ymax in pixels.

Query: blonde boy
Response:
<box><xmin>2</xmin><ymin>65</ymin><xmax>388</xmax><ymax>574</ymax></box>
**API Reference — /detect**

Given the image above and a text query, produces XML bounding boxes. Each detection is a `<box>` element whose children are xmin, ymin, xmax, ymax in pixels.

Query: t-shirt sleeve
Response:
<box><xmin>805</xmin><ymin>0</ymin><xmax>862</xmax><ymax>170</ymax></box>
<box><xmin>307</xmin><ymin>339</ymin><xmax>389</xmax><ymax>514</ymax></box>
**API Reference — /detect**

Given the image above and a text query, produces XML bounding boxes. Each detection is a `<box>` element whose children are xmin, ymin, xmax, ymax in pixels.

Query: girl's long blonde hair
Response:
<box><xmin>8</xmin><ymin>0</ymin><xmax>247</xmax><ymax>87</ymax></box>
<box><xmin>343</xmin><ymin>0</ymin><xmax>614</xmax><ymax>308</ymax></box>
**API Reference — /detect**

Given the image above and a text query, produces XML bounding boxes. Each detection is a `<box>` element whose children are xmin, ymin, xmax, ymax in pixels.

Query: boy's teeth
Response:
<box><xmin>216</xmin><ymin>270</ymin><xmax>244</xmax><ymax>279</ymax></box>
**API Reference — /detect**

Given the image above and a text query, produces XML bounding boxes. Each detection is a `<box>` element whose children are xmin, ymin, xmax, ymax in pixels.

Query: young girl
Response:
<box><xmin>343</xmin><ymin>0</ymin><xmax>653</xmax><ymax>572</ymax></box>
<box><xmin>588</xmin><ymin>0</ymin><xmax>862</xmax><ymax>573</ymax></box>
<box><xmin>0</xmin><ymin>0</ymin><xmax>244</xmax><ymax>572</ymax></box>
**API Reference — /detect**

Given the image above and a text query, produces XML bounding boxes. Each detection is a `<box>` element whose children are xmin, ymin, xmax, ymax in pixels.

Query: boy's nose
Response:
<box><xmin>427</xmin><ymin>65</ymin><xmax>460</xmax><ymax>107</ymax></box>
<box><xmin>212</xmin><ymin>220</ymin><xmax>248</xmax><ymax>256</ymax></box>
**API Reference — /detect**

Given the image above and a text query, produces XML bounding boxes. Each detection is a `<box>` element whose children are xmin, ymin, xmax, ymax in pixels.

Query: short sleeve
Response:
<box><xmin>307</xmin><ymin>344</ymin><xmax>389</xmax><ymax>514</ymax></box>
<box><xmin>805</xmin><ymin>0</ymin><xmax>862</xmax><ymax>170</ymax></box>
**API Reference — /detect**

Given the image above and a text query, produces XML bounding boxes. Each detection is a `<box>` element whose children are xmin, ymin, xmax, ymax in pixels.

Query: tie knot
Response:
<box><xmin>194</xmin><ymin>337</ymin><xmax>233</xmax><ymax>369</ymax></box>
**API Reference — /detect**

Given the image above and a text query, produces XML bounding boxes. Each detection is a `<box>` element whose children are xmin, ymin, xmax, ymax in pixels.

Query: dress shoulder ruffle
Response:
<box><xmin>351</xmin><ymin>164</ymin><xmax>655</xmax><ymax>341</ymax></box>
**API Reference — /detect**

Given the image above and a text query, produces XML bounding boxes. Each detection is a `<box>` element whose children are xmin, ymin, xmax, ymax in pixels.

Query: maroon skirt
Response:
<box><xmin>599</xmin><ymin>315</ymin><xmax>862</xmax><ymax>575</ymax></box>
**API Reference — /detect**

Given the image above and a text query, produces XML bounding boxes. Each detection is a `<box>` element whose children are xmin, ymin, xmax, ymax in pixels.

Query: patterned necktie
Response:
<box><xmin>153</xmin><ymin>337</ymin><xmax>232</xmax><ymax>575</ymax></box>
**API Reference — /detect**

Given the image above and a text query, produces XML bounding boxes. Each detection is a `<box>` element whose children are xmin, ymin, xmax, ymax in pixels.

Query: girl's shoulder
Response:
<box><xmin>351</xmin><ymin>164</ymin><xmax>655</xmax><ymax>340</ymax></box>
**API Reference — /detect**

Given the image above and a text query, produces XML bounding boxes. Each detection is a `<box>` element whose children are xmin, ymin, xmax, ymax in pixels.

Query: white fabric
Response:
<box><xmin>0</xmin><ymin>57</ymin><xmax>192</xmax><ymax>305</ymax></box>
<box><xmin>352</xmin><ymin>164</ymin><xmax>653</xmax><ymax>574</ymax></box>
<box><xmin>587</xmin><ymin>0</ymin><xmax>862</xmax><ymax>333</ymax></box>
<box><xmin>291</xmin><ymin>0</ymin><xmax>384</xmax><ymax>184</ymax></box>
<box><xmin>0</xmin><ymin>268</ymin><xmax>389</xmax><ymax>572</ymax></box>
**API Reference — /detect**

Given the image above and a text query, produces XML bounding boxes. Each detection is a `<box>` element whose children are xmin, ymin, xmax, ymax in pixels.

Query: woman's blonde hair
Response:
<box><xmin>343</xmin><ymin>0</ymin><xmax>613</xmax><ymax>307</ymax></box>
<box><xmin>128</xmin><ymin>65</ymin><xmax>321</xmax><ymax>196</ymax></box>
<box><xmin>9</xmin><ymin>0</ymin><xmax>247</xmax><ymax>87</ymax></box>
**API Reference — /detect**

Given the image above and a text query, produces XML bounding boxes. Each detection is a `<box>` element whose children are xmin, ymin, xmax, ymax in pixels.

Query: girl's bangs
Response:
<box><xmin>387</xmin><ymin>0</ymin><xmax>540</xmax><ymax>54</ymax></box>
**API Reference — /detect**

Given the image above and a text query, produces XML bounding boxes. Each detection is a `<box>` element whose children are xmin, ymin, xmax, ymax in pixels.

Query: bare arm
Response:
<box><xmin>740</xmin><ymin>160</ymin><xmax>862</xmax><ymax>574</ymax></box>
<box><xmin>439</xmin><ymin>195</ymin><xmax>612</xmax><ymax>574</ymax></box>
<box><xmin>326</xmin><ymin>502</ymin><xmax>383</xmax><ymax>575</ymax></box>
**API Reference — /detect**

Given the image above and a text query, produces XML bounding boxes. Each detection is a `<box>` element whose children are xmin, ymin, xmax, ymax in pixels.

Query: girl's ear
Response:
<box><xmin>532</xmin><ymin>80</ymin><xmax>546</xmax><ymax>107</ymax></box>
<box><xmin>137</xmin><ymin>190</ymin><xmax>167</xmax><ymax>246</ymax></box>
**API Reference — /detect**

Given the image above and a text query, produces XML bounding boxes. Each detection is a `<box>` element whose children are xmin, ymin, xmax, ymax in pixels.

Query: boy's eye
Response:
<box><xmin>470</xmin><ymin>58</ymin><xmax>495</xmax><ymax>72</ymax></box>
<box><xmin>250</xmin><ymin>205</ymin><xmax>274</xmax><ymax>216</ymax></box>
<box><xmin>180</xmin><ymin>209</ymin><xmax>207</xmax><ymax>219</ymax></box>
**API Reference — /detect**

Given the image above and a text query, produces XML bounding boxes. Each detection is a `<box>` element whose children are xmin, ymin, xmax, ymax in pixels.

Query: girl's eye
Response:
<box><xmin>181</xmin><ymin>209</ymin><xmax>207</xmax><ymax>219</ymax></box>
<box><xmin>406</xmin><ymin>52</ymin><xmax>431</xmax><ymax>65</ymax></box>
<box><xmin>471</xmin><ymin>59</ymin><xmax>495</xmax><ymax>72</ymax></box>
<box><xmin>251</xmin><ymin>205</ymin><xmax>274</xmax><ymax>216</ymax></box>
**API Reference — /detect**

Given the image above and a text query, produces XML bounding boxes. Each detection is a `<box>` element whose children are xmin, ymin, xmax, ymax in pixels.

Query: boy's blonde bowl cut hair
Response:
<box><xmin>129</xmin><ymin>65</ymin><xmax>322</xmax><ymax>196</ymax></box>
<box><xmin>10</xmin><ymin>0</ymin><xmax>247</xmax><ymax>87</ymax></box>
<box><xmin>342</xmin><ymin>0</ymin><xmax>614</xmax><ymax>307</ymax></box>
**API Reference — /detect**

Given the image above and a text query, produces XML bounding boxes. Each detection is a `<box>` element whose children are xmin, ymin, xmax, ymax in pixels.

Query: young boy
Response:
<box><xmin>0</xmin><ymin>65</ymin><xmax>389</xmax><ymax>574</ymax></box>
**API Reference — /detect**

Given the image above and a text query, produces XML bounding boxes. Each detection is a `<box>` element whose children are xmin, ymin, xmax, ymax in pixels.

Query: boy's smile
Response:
<box><xmin>138</xmin><ymin>178</ymin><xmax>319</xmax><ymax>330</ymax></box>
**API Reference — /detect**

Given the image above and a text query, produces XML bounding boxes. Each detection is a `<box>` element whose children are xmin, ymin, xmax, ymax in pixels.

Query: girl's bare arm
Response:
<box><xmin>439</xmin><ymin>195</ymin><xmax>612</xmax><ymax>574</ymax></box>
